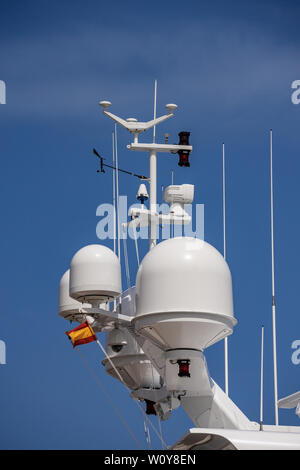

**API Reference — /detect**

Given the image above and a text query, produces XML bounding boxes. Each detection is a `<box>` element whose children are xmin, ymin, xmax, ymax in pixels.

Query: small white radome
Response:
<box><xmin>69</xmin><ymin>244</ymin><xmax>122</xmax><ymax>302</ymax></box>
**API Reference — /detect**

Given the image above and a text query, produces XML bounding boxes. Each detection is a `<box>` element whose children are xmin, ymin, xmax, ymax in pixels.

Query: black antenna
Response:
<box><xmin>93</xmin><ymin>148</ymin><xmax>148</xmax><ymax>180</ymax></box>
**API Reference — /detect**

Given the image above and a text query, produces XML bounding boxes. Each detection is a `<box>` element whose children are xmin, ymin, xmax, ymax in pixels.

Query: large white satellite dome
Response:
<box><xmin>134</xmin><ymin>237</ymin><xmax>236</xmax><ymax>351</ymax></box>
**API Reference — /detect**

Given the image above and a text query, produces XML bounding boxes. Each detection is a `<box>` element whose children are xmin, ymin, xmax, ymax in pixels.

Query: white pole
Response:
<box><xmin>270</xmin><ymin>129</ymin><xmax>279</xmax><ymax>425</ymax></box>
<box><xmin>150</xmin><ymin>80</ymin><xmax>157</xmax><ymax>250</ymax></box>
<box><xmin>153</xmin><ymin>79</ymin><xmax>157</xmax><ymax>144</ymax></box>
<box><xmin>223</xmin><ymin>143</ymin><xmax>226</xmax><ymax>260</ymax></box>
<box><xmin>171</xmin><ymin>170</ymin><xmax>174</xmax><ymax>238</ymax></box>
<box><xmin>112</xmin><ymin>132</ymin><xmax>116</xmax><ymax>255</ymax></box>
<box><xmin>260</xmin><ymin>325</ymin><xmax>265</xmax><ymax>430</ymax></box>
<box><xmin>223</xmin><ymin>143</ymin><xmax>229</xmax><ymax>396</ymax></box>
<box><xmin>149</xmin><ymin>149</ymin><xmax>157</xmax><ymax>250</ymax></box>
<box><xmin>115</xmin><ymin>124</ymin><xmax>121</xmax><ymax>260</ymax></box>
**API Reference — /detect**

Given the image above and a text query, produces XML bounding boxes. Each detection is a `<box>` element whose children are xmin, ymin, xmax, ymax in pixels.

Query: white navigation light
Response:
<box><xmin>69</xmin><ymin>244</ymin><xmax>122</xmax><ymax>303</ymax></box>
<box><xmin>58</xmin><ymin>270</ymin><xmax>90</xmax><ymax>320</ymax></box>
<box><xmin>134</xmin><ymin>237</ymin><xmax>236</xmax><ymax>351</ymax></box>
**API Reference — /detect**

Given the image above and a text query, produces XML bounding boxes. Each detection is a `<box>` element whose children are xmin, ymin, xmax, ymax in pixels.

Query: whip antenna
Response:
<box><xmin>270</xmin><ymin>129</ymin><xmax>279</xmax><ymax>425</ymax></box>
<box><xmin>260</xmin><ymin>325</ymin><xmax>265</xmax><ymax>430</ymax></box>
<box><xmin>223</xmin><ymin>143</ymin><xmax>229</xmax><ymax>396</ymax></box>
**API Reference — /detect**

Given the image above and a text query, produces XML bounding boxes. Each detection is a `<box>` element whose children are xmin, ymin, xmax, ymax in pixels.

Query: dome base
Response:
<box><xmin>133</xmin><ymin>311</ymin><xmax>237</xmax><ymax>351</ymax></box>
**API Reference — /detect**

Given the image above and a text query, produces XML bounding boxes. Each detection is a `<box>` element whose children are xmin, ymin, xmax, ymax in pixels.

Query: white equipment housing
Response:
<box><xmin>69</xmin><ymin>244</ymin><xmax>122</xmax><ymax>303</ymax></box>
<box><xmin>165</xmin><ymin>349</ymin><xmax>211</xmax><ymax>393</ymax></box>
<box><xmin>58</xmin><ymin>270</ymin><xmax>90</xmax><ymax>320</ymax></box>
<box><xmin>163</xmin><ymin>184</ymin><xmax>194</xmax><ymax>218</ymax></box>
<box><xmin>136</xmin><ymin>183</ymin><xmax>149</xmax><ymax>202</ymax></box>
<box><xmin>172</xmin><ymin>427</ymin><xmax>300</xmax><ymax>450</ymax></box>
<box><xmin>163</xmin><ymin>184</ymin><xmax>194</xmax><ymax>205</ymax></box>
<box><xmin>134</xmin><ymin>237</ymin><xmax>236</xmax><ymax>351</ymax></box>
<box><xmin>103</xmin><ymin>326</ymin><xmax>161</xmax><ymax>390</ymax></box>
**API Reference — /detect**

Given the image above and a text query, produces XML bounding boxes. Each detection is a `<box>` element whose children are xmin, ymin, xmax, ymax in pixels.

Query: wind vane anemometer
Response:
<box><xmin>93</xmin><ymin>148</ymin><xmax>148</xmax><ymax>180</ymax></box>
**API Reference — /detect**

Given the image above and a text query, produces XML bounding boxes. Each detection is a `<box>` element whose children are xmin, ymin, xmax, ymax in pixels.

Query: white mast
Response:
<box><xmin>223</xmin><ymin>143</ymin><xmax>229</xmax><ymax>396</ymax></box>
<box><xmin>270</xmin><ymin>129</ymin><xmax>279</xmax><ymax>425</ymax></box>
<box><xmin>150</xmin><ymin>80</ymin><xmax>158</xmax><ymax>250</ymax></box>
<box><xmin>99</xmin><ymin>96</ymin><xmax>189</xmax><ymax>252</ymax></box>
<box><xmin>153</xmin><ymin>80</ymin><xmax>157</xmax><ymax>144</ymax></box>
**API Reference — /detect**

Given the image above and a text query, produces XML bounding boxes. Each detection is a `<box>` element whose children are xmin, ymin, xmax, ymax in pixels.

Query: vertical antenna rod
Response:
<box><xmin>153</xmin><ymin>79</ymin><xmax>157</xmax><ymax>144</ymax></box>
<box><xmin>112</xmin><ymin>132</ymin><xmax>116</xmax><ymax>255</ymax></box>
<box><xmin>115</xmin><ymin>125</ymin><xmax>121</xmax><ymax>259</ymax></box>
<box><xmin>171</xmin><ymin>170</ymin><xmax>174</xmax><ymax>238</ymax></box>
<box><xmin>112</xmin><ymin>132</ymin><xmax>117</xmax><ymax>311</ymax></box>
<box><xmin>270</xmin><ymin>129</ymin><xmax>279</xmax><ymax>425</ymax></box>
<box><xmin>260</xmin><ymin>325</ymin><xmax>265</xmax><ymax>430</ymax></box>
<box><xmin>223</xmin><ymin>143</ymin><xmax>229</xmax><ymax>396</ymax></box>
<box><xmin>149</xmin><ymin>80</ymin><xmax>158</xmax><ymax>250</ymax></box>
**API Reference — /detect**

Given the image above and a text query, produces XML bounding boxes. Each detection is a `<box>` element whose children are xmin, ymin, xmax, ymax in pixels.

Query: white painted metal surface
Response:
<box><xmin>279</xmin><ymin>391</ymin><xmax>300</xmax><ymax>418</ymax></box>
<box><xmin>181</xmin><ymin>380</ymin><xmax>256</xmax><ymax>430</ymax></box>
<box><xmin>58</xmin><ymin>269</ymin><xmax>90</xmax><ymax>320</ymax></box>
<box><xmin>134</xmin><ymin>237</ymin><xmax>236</xmax><ymax>351</ymax></box>
<box><xmin>163</xmin><ymin>184</ymin><xmax>194</xmax><ymax>205</ymax></box>
<box><xmin>279</xmin><ymin>391</ymin><xmax>300</xmax><ymax>408</ymax></box>
<box><xmin>172</xmin><ymin>427</ymin><xmax>300</xmax><ymax>450</ymax></box>
<box><xmin>165</xmin><ymin>349</ymin><xmax>212</xmax><ymax>393</ymax></box>
<box><xmin>103</xmin><ymin>326</ymin><xmax>161</xmax><ymax>390</ymax></box>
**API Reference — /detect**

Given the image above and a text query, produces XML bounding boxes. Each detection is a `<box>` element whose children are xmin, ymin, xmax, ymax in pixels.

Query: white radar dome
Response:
<box><xmin>58</xmin><ymin>270</ymin><xmax>90</xmax><ymax>321</ymax></box>
<box><xmin>70</xmin><ymin>244</ymin><xmax>122</xmax><ymax>302</ymax></box>
<box><xmin>133</xmin><ymin>237</ymin><xmax>236</xmax><ymax>351</ymax></box>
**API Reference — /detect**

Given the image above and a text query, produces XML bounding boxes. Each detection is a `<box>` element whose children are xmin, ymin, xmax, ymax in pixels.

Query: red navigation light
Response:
<box><xmin>177</xmin><ymin>131</ymin><xmax>191</xmax><ymax>168</ymax></box>
<box><xmin>177</xmin><ymin>359</ymin><xmax>191</xmax><ymax>377</ymax></box>
<box><xmin>178</xmin><ymin>151</ymin><xmax>190</xmax><ymax>167</ymax></box>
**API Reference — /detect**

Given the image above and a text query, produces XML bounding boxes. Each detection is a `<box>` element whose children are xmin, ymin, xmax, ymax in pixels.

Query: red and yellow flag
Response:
<box><xmin>66</xmin><ymin>321</ymin><xmax>97</xmax><ymax>348</ymax></box>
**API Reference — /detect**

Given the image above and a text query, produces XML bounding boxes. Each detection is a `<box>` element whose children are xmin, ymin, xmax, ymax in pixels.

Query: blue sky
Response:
<box><xmin>0</xmin><ymin>0</ymin><xmax>300</xmax><ymax>449</ymax></box>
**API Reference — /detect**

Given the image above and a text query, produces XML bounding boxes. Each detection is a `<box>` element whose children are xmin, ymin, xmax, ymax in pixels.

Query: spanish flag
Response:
<box><xmin>66</xmin><ymin>321</ymin><xmax>97</xmax><ymax>348</ymax></box>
